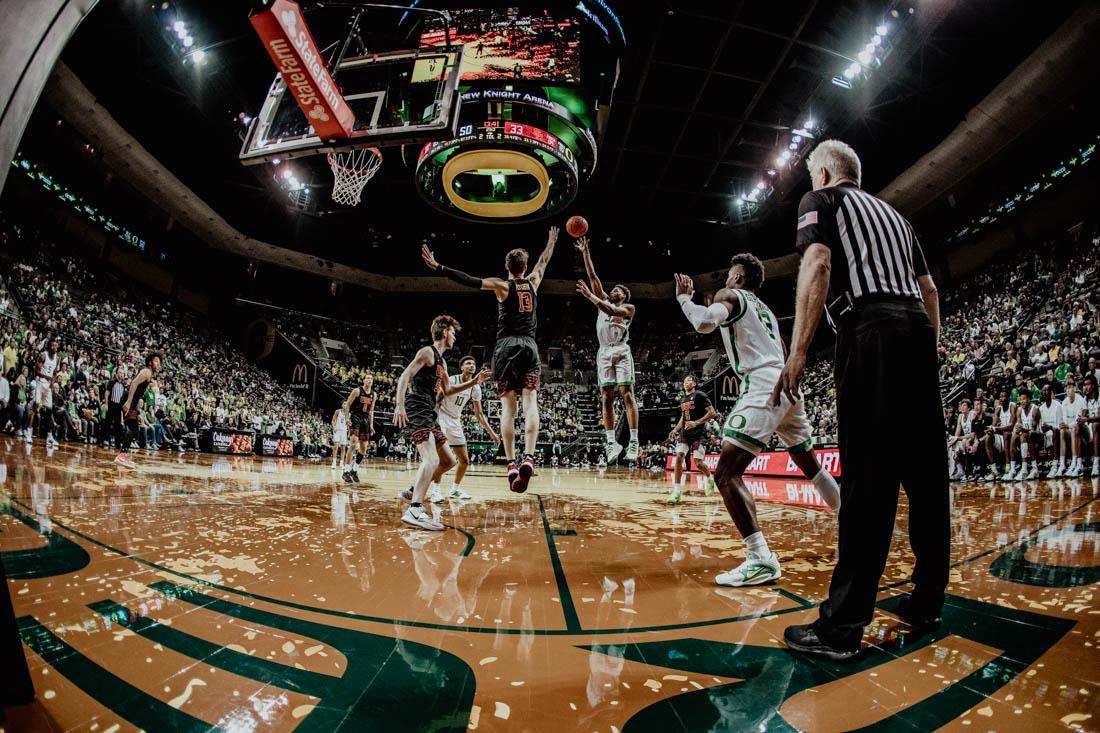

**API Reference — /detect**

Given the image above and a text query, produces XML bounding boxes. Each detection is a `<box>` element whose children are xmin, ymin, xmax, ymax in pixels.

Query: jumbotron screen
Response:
<box><xmin>414</xmin><ymin>7</ymin><xmax>581</xmax><ymax>84</ymax></box>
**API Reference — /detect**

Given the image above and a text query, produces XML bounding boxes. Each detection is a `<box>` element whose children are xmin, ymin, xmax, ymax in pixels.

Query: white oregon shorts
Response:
<box><xmin>721</xmin><ymin>368</ymin><xmax>811</xmax><ymax>455</ymax></box>
<box><xmin>597</xmin><ymin>343</ymin><xmax>635</xmax><ymax>387</ymax></box>
<box><xmin>438</xmin><ymin>412</ymin><xmax>466</xmax><ymax>447</ymax></box>
<box><xmin>332</xmin><ymin>429</ymin><xmax>348</xmax><ymax>446</ymax></box>
<box><xmin>1042</xmin><ymin>428</ymin><xmax>1056</xmax><ymax>448</ymax></box>
<box><xmin>34</xmin><ymin>377</ymin><xmax>52</xmax><ymax>408</ymax></box>
<box><xmin>994</xmin><ymin>434</ymin><xmax>1005</xmax><ymax>452</ymax></box>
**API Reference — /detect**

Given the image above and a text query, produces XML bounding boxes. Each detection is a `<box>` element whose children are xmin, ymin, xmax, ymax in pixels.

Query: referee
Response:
<box><xmin>774</xmin><ymin>140</ymin><xmax>949</xmax><ymax>660</ymax></box>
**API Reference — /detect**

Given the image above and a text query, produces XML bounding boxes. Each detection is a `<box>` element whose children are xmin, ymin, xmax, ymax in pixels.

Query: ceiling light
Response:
<box><xmin>756</xmin><ymin>181</ymin><xmax>766</xmax><ymax>190</ymax></box>
<box><xmin>173</xmin><ymin>20</ymin><xmax>185</xmax><ymax>32</ymax></box>
<box><xmin>788</xmin><ymin>142</ymin><xmax>798</xmax><ymax>150</ymax></box>
<box><xmin>281</xmin><ymin>167</ymin><xmax>293</xmax><ymax>179</ymax></box>
<box><xmin>877</xmin><ymin>24</ymin><xmax>888</xmax><ymax>35</ymax></box>
<box><xmin>792</xmin><ymin>135</ymin><xmax>802</xmax><ymax>144</ymax></box>
<box><xmin>803</xmin><ymin>119</ymin><xmax>815</xmax><ymax>129</ymax></box>
<box><xmin>775</xmin><ymin>155</ymin><xmax>786</xmax><ymax>166</ymax></box>
<box><xmin>766</xmin><ymin>168</ymin><xmax>776</xmax><ymax>176</ymax></box>
<box><xmin>192</xmin><ymin>49</ymin><xmax>206</xmax><ymax>62</ymax></box>
<box><xmin>842</xmin><ymin>67</ymin><xmax>855</xmax><ymax>80</ymax></box>
<box><xmin>865</xmin><ymin>43</ymin><xmax>875</xmax><ymax>54</ymax></box>
<box><xmin>857</xmin><ymin>51</ymin><xmax>871</xmax><ymax>65</ymax></box>
<box><xmin>779</xmin><ymin>150</ymin><xmax>791</xmax><ymax>162</ymax></box>
<box><xmin>871</xmin><ymin>34</ymin><xmax>882</xmax><ymax>46</ymax></box>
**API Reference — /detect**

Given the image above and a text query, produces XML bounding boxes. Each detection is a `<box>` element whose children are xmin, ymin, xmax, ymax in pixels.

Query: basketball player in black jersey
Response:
<box><xmin>394</xmin><ymin>315</ymin><xmax>489</xmax><ymax>530</ymax></box>
<box><xmin>113</xmin><ymin>352</ymin><xmax>161</xmax><ymax>469</ymax></box>
<box><xmin>421</xmin><ymin>225</ymin><xmax>559</xmax><ymax>493</ymax></box>
<box><xmin>341</xmin><ymin>374</ymin><xmax>376</xmax><ymax>483</ymax></box>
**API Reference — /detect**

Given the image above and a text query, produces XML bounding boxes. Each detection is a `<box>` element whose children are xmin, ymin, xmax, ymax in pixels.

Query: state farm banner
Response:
<box><xmin>666</xmin><ymin>448</ymin><xmax>841</xmax><ymax>478</ymax></box>
<box><xmin>250</xmin><ymin>0</ymin><xmax>355</xmax><ymax>140</ymax></box>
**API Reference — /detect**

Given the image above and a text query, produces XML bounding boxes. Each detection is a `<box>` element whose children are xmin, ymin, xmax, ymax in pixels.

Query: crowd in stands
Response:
<box><xmin>3</xmin><ymin>203</ymin><xmax>1098</xmax><ymax>476</ymax></box>
<box><xmin>0</xmin><ymin>216</ymin><xmax>329</xmax><ymax>455</ymax></box>
<box><xmin>944</xmin><ymin>229</ymin><xmax>1100</xmax><ymax>479</ymax></box>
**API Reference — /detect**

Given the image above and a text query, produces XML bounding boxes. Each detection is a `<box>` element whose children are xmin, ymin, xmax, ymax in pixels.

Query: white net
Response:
<box><xmin>327</xmin><ymin>147</ymin><xmax>382</xmax><ymax>206</ymax></box>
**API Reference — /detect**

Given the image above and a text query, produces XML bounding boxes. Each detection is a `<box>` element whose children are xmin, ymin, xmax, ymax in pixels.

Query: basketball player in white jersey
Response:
<box><xmin>674</xmin><ymin>254</ymin><xmax>841</xmax><ymax>587</ymax></box>
<box><xmin>574</xmin><ymin>236</ymin><xmax>640</xmax><ymax>463</ymax></box>
<box><xmin>30</xmin><ymin>337</ymin><xmax>60</xmax><ymax>446</ymax></box>
<box><xmin>1078</xmin><ymin>375</ymin><xmax>1100</xmax><ymax>477</ymax></box>
<box><xmin>1060</xmin><ymin>380</ymin><xmax>1087</xmax><ymax>477</ymax></box>
<box><xmin>331</xmin><ymin>407</ymin><xmax>349</xmax><ymax>470</ymax></box>
<box><xmin>427</xmin><ymin>356</ymin><xmax>500</xmax><ymax>503</ymax></box>
<box><xmin>1012</xmin><ymin>391</ymin><xmax>1041</xmax><ymax>480</ymax></box>
<box><xmin>981</xmin><ymin>392</ymin><xmax>1016</xmax><ymax>480</ymax></box>
<box><xmin>1037</xmin><ymin>385</ymin><xmax>1064</xmax><ymax>477</ymax></box>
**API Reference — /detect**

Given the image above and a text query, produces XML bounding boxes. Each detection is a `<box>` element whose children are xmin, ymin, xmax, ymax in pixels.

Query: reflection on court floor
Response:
<box><xmin>1</xmin><ymin>438</ymin><xmax>1097</xmax><ymax>732</ymax></box>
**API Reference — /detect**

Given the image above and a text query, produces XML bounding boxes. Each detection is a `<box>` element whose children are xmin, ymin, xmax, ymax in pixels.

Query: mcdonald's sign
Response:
<box><xmin>291</xmin><ymin>363</ymin><xmax>309</xmax><ymax>383</ymax></box>
<box><xmin>716</xmin><ymin>372</ymin><xmax>740</xmax><ymax>408</ymax></box>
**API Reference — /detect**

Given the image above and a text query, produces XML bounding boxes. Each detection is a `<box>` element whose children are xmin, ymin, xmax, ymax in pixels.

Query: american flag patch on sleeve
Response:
<box><xmin>797</xmin><ymin>211</ymin><xmax>818</xmax><ymax>229</ymax></box>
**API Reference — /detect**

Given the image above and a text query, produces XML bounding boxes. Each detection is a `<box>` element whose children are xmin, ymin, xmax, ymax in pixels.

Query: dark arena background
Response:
<box><xmin>0</xmin><ymin>1</ymin><xmax>1098</xmax><ymax>731</ymax></box>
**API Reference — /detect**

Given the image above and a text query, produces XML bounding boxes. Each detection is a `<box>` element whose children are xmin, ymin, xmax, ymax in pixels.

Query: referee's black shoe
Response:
<box><xmin>894</xmin><ymin>597</ymin><xmax>942</xmax><ymax>638</ymax></box>
<box><xmin>783</xmin><ymin>623</ymin><xmax>861</xmax><ymax>661</ymax></box>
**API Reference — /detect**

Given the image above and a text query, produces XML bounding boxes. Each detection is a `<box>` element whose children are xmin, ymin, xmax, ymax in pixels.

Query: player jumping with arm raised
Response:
<box><xmin>421</xmin><ymin>226</ymin><xmax>559</xmax><ymax>493</ymax></box>
<box><xmin>574</xmin><ymin>235</ymin><xmax>640</xmax><ymax>464</ymax></box>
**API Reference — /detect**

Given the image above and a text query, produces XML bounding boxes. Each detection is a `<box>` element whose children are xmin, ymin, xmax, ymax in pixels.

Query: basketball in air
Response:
<box><xmin>565</xmin><ymin>215</ymin><xmax>588</xmax><ymax>238</ymax></box>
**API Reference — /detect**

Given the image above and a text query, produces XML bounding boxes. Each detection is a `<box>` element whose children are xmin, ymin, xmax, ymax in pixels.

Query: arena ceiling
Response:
<box><xmin>24</xmin><ymin>0</ymin><xmax>1091</xmax><ymax>284</ymax></box>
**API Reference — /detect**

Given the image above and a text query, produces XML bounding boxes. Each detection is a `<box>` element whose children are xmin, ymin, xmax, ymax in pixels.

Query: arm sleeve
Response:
<box><xmin>678</xmin><ymin>296</ymin><xmax>729</xmax><ymax>334</ymax></box>
<box><xmin>795</xmin><ymin>191</ymin><xmax>834</xmax><ymax>252</ymax></box>
<box><xmin>438</xmin><ymin>265</ymin><xmax>483</xmax><ymax>289</ymax></box>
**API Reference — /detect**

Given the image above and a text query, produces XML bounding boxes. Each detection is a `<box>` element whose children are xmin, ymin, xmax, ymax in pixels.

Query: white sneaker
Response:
<box><xmin>625</xmin><ymin>440</ymin><xmax>639</xmax><ymax>461</ymax></box>
<box><xmin>46</xmin><ymin>434</ymin><xmax>59</xmax><ymax>447</ymax></box>
<box><xmin>1067</xmin><ymin>464</ymin><xmax>1081</xmax><ymax>477</ymax></box>
<box><xmin>1012</xmin><ymin>466</ymin><xmax>1026</xmax><ymax>481</ymax></box>
<box><xmin>605</xmin><ymin>441</ymin><xmax>624</xmax><ymax>463</ymax></box>
<box><xmin>667</xmin><ymin>486</ymin><xmax>682</xmax><ymax>504</ymax></box>
<box><xmin>449</xmin><ymin>487</ymin><xmax>472</xmax><ymax>500</ymax></box>
<box><xmin>704</xmin><ymin>476</ymin><xmax>717</xmax><ymax>497</ymax></box>
<box><xmin>429</xmin><ymin>484</ymin><xmax>445</xmax><ymax>504</ymax></box>
<box><xmin>1026</xmin><ymin>465</ymin><xmax>1039</xmax><ymax>480</ymax></box>
<box><xmin>24</xmin><ymin>429</ymin><xmax>32</xmax><ymax>444</ymax></box>
<box><xmin>1049</xmin><ymin>465</ymin><xmax>1063</xmax><ymax>478</ymax></box>
<box><xmin>401</xmin><ymin>506</ymin><xmax>444</xmax><ymax>531</ymax></box>
<box><xmin>715</xmin><ymin>551</ymin><xmax>782</xmax><ymax>587</ymax></box>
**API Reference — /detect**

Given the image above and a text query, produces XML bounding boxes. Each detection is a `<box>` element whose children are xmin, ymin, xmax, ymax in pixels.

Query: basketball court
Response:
<box><xmin>2</xmin><ymin>439</ymin><xmax>1097</xmax><ymax>731</ymax></box>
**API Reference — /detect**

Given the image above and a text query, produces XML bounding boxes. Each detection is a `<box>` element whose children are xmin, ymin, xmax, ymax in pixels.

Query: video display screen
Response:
<box><xmin>415</xmin><ymin>7</ymin><xmax>581</xmax><ymax>84</ymax></box>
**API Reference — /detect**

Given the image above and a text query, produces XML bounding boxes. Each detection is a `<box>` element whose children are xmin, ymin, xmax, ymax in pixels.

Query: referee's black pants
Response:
<box><xmin>817</xmin><ymin>300</ymin><xmax>950</xmax><ymax>646</ymax></box>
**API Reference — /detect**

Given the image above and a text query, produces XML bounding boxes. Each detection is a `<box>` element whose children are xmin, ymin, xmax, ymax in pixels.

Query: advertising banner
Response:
<box><xmin>666</xmin><ymin>448</ymin><xmax>841</xmax><ymax>478</ymax></box>
<box><xmin>256</xmin><ymin>435</ymin><xmax>295</xmax><ymax>457</ymax></box>
<box><xmin>250</xmin><ymin>0</ymin><xmax>355</xmax><ymax>140</ymax></box>
<box><xmin>206</xmin><ymin>428</ymin><xmax>254</xmax><ymax>455</ymax></box>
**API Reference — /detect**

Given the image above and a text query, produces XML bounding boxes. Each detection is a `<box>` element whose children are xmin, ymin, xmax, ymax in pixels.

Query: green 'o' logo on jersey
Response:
<box><xmin>726</xmin><ymin>414</ymin><xmax>747</xmax><ymax>429</ymax></box>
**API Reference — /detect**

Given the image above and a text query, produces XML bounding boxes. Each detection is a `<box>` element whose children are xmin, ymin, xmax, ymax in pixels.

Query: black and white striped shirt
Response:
<box><xmin>795</xmin><ymin>183</ymin><xmax>928</xmax><ymax>308</ymax></box>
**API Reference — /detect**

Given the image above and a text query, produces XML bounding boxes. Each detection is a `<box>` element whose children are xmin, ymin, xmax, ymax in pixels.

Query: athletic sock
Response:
<box><xmin>606</xmin><ymin>430</ymin><xmax>616</xmax><ymax>443</ymax></box>
<box><xmin>629</xmin><ymin>429</ymin><xmax>638</xmax><ymax>442</ymax></box>
<box><xmin>410</xmin><ymin>502</ymin><xmax>422</xmax><ymax>509</ymax></box>
<box><xmin>812</xmin><ymin>469</ymin><xmax>841</xmax><ymax>511</ymax></box>
<box><xmin>744</xmin><ymin>531</ymin><xmax>770</xmax><ymax>558</ymax></box>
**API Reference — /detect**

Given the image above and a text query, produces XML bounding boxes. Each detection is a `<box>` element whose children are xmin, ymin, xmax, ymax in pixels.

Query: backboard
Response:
<box><xmin>239</xmin><ymin>47</ymin><xmax>463</xmax><ymax>165</ymax></box>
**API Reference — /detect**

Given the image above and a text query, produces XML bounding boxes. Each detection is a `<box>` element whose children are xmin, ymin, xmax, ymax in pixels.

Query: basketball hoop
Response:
<box><xmin>327</xmin><ymin>147</ymin><xmax>382</xmax><ymax>206</ymax></box>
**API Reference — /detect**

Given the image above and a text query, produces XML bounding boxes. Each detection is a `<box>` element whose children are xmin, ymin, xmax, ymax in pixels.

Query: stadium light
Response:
<box><xmin>857</xmin><ymin>50</ymin><xmax>871</xmax><ymax>65</ymax></box>
<box><xmin>804</xmin><ymin>119</ymin><xmax>815</xmax><ymax>130</ymax></box>
<box><xmin>872</xmin><ymin>34</ymin><xmax>882</xmax><ymax>46</ymax></box>
<box><xmin>192</xmin><ymin>49</ymin><xmax>206</xmax><ymax>63</ymax></box>
<box><xmin>173</xmin><ymin>20</ymin><xmax>185</xmax><ymax>32</ymax></box>
<box><xmin>281</xmin><ymin>167</ymin><xmax>293</xmax><ymax>179</ymax></box>
<box><xmin>183</xmin><ymin>36</ymin><xmax>194</xmax><ymax>47</ymax></box>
